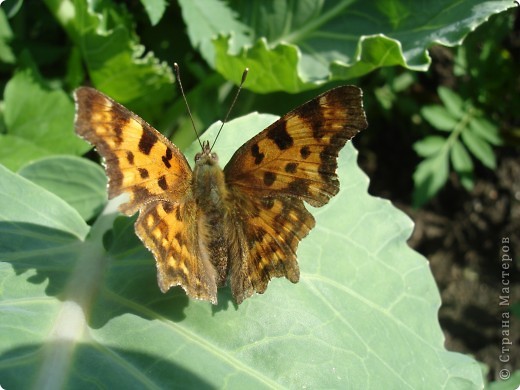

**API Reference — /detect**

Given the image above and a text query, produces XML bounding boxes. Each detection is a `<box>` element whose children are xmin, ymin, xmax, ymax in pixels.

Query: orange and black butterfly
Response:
<box><xmin>74</xmin><ymin>82</ymin><xmax>367</xmax><ymax>304</ymax></box>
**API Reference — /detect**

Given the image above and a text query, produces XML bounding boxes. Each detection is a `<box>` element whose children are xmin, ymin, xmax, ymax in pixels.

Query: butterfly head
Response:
<box><xmin>194</xmin><ymin>140</ymin><xmax>219</xmax><ymax>167</ymax></box>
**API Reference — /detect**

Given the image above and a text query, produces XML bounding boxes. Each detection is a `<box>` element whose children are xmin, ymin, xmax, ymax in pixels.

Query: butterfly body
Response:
<box><xmin>191</xmin><ymin>142</ymin><xmax>231</xmax><ymax>288</ymax></box>
<box><xmin>74</xmin><ymin>85</ymin><xmax>367</xmax><ymax>304</ymax></box>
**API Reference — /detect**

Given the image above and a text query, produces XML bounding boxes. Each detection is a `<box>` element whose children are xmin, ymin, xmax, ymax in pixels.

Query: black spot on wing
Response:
<box><xmin>138</xmin><ymin>125</ymin><xmax>158</xmax><ymax>155</ymax></box>
<box><xmin>263</xmin><ymin>172</ymin><xmax>276</xmax><ymax>186</ymax></box>
<box><xmin>261</xmin><ymin>198</ymin><xmax>274</xmax><ymax>210</ymax></box>
<box><xmin>300</xmin><ymin>146</ymin><xmax>311</xmax><ymax>159</ymax></box>
<box><xmin>251</xmin><ymin>143</ymin><xmax>265</xmax><ymax>165</ymax></box>
<box><xmin>126</xmin><ymin>151</ymin><xmax>134</xmax><ymax>165</ymax></box>
<box><xmin>162</xmin><ymin>202</ymin><xmax>173</xmax><ymax>214</ymax></box>
<box><xmin>285</xmin><ymin>162</ymin><xmax>298</xmax><ymax>173</ymax></box>
<box><xmin>158</xmin><ymin>175</ymin><xmax>168</xmax><ymax>190</ymax></box>
<box><xmin>138</xmin><ymin>168</ymin><xmax>149</xmax><ymax>179</ymax></box>
<box><xmin>162</xmin><ymin>148</ymin><xmax>173</xmax><ymax>168</ymax></box>
<box><xmin>267</xmin><ymin>121</ymin><xmax>293</xmax><ymax>150</ymax></box>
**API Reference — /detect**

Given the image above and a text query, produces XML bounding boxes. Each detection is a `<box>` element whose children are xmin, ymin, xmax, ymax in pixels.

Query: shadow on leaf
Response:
<box><xmin>0</xmin><ymin>340</ymin><xmax>213</xmax><ymax>389</ymax></box>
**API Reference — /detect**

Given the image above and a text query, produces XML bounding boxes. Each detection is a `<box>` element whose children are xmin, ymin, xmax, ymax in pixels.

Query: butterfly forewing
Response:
<box><xmin>74</xmin><ymin>87</ymin><xmax>192</xmax><ymax>215</ymax></box>
<box><xmin>224</xmin><ymin>86</ymin><xmax>368</xmax><ymax>207</ymax></box>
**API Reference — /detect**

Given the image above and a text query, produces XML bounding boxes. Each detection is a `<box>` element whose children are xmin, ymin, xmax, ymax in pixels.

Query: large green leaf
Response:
<box><xmin>0</xmin><ymin>113</ymin><xmax>482</xmax><ymax>388</ymax></box>
<box><xmin>0</xmin><ymin>164</ymin><xmax>90</xmax><ymax>306</ymax></box>
<box><xmin>18</xmin><ymin>156</ymin><xmax>107</xmax><ymax>222</ymax></box>
<box><xmin>179</xmin><ymin>0</ymin><xmax>514</xmax><ymax>92</ymax></box>
<box><xmin>0</xmin><ymin>163</ymin><xmax>88</xmax><ymax>240</ymax></box>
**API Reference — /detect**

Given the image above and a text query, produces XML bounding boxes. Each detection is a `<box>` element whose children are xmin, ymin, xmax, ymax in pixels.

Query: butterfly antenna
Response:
<box><xmin>174</xmin><ymin>63</ymin><xmax>203</xmax><ymax>149</ymax></box>
<box><xmin>210</xmin><ymin>68</ymin><xmax>249</xmax><ymax>152</ymax></box>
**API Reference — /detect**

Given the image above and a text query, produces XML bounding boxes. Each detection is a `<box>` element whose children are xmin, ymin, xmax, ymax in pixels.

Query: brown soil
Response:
<box><xmin>406</xmin><ymin>153</ymin><xmax>520</xmax><ymax>381</ymax></box>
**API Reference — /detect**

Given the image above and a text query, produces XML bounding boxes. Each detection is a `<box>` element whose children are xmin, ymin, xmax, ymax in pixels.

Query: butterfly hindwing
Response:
<box><xmin>135</xmin><ymin>201</ymin><xmax>218</xmax><ymax>303</ymax></box>
<box><xmin>228</xmin><ymin>192</ymin><xmax>316</xmax><ymax>303</ymax></box>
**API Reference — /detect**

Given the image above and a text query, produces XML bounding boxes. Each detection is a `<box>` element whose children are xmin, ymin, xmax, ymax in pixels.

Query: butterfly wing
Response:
<box><xmin>224</xmin><ymin>86</ymin><xmax>368</xmax><ymax>302</ymax></box>
<box><xmin>74</xmin><ymin>87</ymin><xmax>192</xmax><ymax>215</ymax></box>
<box><xmin>227</xmin><ymin>193</ymin><xmax>315</xmax><ymax>304</ymax></box>
<box><xmin>135</xmin><ymin>201</ymin><xmax>218</xmax><ymax>303</ymax></box>
<box><xmin>74</xmin><ymin>87</ymin><xmax>218</xmax><ymax>302</ymax></box>
<box><xmin>225</xmin><ymin>86</ymin><xmax>367</xmax><ymax>207</ymax></box>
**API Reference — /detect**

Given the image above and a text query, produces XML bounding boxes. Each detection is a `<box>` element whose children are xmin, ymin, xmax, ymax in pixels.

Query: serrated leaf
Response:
<box><xmin>44</xmin><ymin>0</ymin><xmax>174</xmax><ymax>118</ymax></box>
<box><xmin>413</xmin><ymin>136</ymin><xmax>447</xmax><ymax>157</ymax></box>
<box><xmin>413</xmin><ymin>151</ymin><xmax>450</xmax><ymax>207</ymax></box>
<box><xmin>18</xmin><ymin>156</ymin><xmax>107</xmax><ymax>221</ymax></box>
<box><xmin>450</xmin><ymin>140</ymin><xmax>474</xmax><ymax>190</ymax></box>
<box><xmin>1</xmin><ymin>66</ymin><xmax>90</xmax><ymax>171</ymax></box>
<box><xmin>469</xmin><ymin>117</ymin><xmax>502</xmax><ymax>146</ymax></box>
<box><xmin>438</xmin><ymin>87</ymin><xmax>464</xmax><ymax>118</ymax></box>
<box><xmin>179</xmin><ymin>0</ymin><xmax>514</xmax><ymax>92</ymax></box>
<box><xmin>461</xmin><ymin>128</ymin><xmax>496</xmax><ymax>169</ymax></box>
<box><xmin>0</xmin><ymin>114</ymin><xmax>482</xmax><ymax>388</ymax></box>
<box><xmin>421</xmin><ymin>105</ymin><xmax>458</xmax><ymax>131</ymax></box>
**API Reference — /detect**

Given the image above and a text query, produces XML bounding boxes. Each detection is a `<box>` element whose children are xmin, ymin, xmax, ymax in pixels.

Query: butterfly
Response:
<box><xmin>74</xmin><ymin>84</ymin><xmax>367</xmax><ymax>304</ymax></box>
